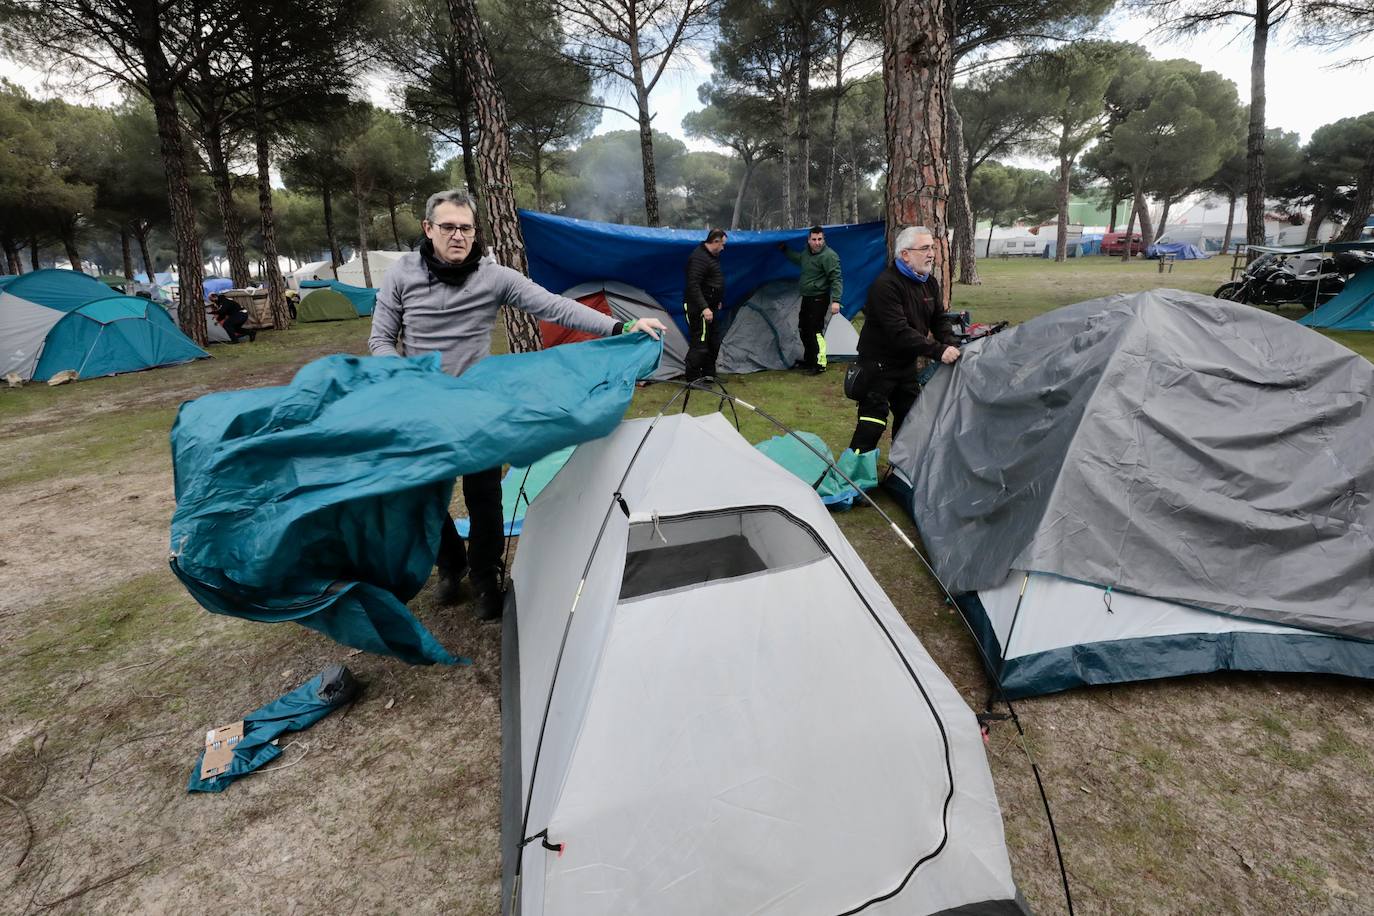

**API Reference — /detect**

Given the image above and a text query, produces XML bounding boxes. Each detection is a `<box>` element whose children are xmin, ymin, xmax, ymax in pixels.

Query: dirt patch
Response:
<box><xmin>0</xmin><ymin>470</ymin><xmax>173</xmax><ymax>623</ymax></box>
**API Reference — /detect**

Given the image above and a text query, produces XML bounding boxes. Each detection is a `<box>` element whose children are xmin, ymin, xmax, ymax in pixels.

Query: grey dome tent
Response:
<box><xmin>502</xmin><ymin>412</ymin><xmax>1026</xmax><ymax>916</ymax></box>
<box><xmin>888</xmin><ymin>288</ymin><xmax>1374</xmax><ymax>699</ymax></box>
<box><xmin>557</xmin><ymin>281</ymin><xmax>689</xmax><ymax>380</ymax></box>
<box><xmin>717</xmin><ymin>280</ymin><xmax>859</xmax><ymax>374</ymax></box>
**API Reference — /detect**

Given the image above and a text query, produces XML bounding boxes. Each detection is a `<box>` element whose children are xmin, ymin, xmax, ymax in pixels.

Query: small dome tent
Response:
<box><xmin>503</xmin><ymin>412</ymin><xmax>1027</xmax><ymax>916</ymax></box>
<box><xmin>888</xmin><ymin>289</ymin><xmax>1374</xmax><ymax>698</ymax></box>
<box><xmin>1</xmin><ymin>269</ymin><xmax>208</xmax><ymax>382</ymax></box>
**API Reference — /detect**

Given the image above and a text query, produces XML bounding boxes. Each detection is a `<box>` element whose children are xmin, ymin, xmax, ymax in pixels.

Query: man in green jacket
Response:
<box><xmin>779</xmin><ymin>225</ymin><xmax>843</xmax><ymax>374</ymax></box>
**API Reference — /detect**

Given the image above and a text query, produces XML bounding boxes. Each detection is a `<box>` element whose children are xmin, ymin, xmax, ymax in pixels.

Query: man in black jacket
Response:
<box><xmin>683</xmin><ymin>228</ymin><xmax>727</xmax><ymax>381</ymax></box>
<box><xmin>847</xmin><ymin>226</ymin><xmax>959</xmax><ymax>453</ymax></box>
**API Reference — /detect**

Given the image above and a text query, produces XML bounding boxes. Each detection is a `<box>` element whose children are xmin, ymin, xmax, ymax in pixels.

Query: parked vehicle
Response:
<box><xmin>1101</xmin><ymin>231</ymin><xmax>1144</xmax><ymax>256</ymax></box>
<box><xmin>1214</xmin><ymin>249</ymin><xmax>1373</xmax><ymax>309</ymax></box>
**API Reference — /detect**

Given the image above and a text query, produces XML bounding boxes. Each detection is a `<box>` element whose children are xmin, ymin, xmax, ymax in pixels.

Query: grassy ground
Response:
<box><xmin>1</xmin><ymin>257</ymin><xmax>1371</xmax><ymax>914</ymax></box>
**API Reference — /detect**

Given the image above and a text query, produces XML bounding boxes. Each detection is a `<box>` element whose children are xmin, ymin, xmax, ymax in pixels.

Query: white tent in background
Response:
<box><xmin>335</xmin><ymin>250</ymin><xmax>407</xmax><ymax>289</ymax></box>
<box><xmin>287</xmin><ymin>259</ymin><xmax>335</xmax><ymax>289</ymax></box>
<box><xmin>502</xmin><ymin>412</ymin><xmax>1028</xmax><ymax>916</ymax></box>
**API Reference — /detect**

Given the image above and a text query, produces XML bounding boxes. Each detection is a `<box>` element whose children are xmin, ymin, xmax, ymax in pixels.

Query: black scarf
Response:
<box><xmin>420</xmin><ymin>234</ymin><xmax>485</xmax><ymax>286</ymax></box>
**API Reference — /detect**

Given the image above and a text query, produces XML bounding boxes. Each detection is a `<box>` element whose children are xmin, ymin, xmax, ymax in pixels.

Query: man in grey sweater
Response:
<box><xmin>369</xmin><ymin>189</ymin><xmax>664</xmax><ymax>620</ymax></box>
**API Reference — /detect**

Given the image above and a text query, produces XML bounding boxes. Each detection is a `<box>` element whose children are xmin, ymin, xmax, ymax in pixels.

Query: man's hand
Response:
<box><xmin>940</xmin><ymin>345</ymin><xmax>961</xmax><ymax>365</ymax></box>
<box><xmin>702</xmin><ymin>308</ymin><xmax>714</xmax><ymax>322</ymax></box>
<box><xmin>629</xmin><ymin>317</ymin><xmax>665</xmax><ymax>340</ymax></box>
<box><xmin>830</xmin><ymin>301</ymin><xmax>841</xmax><ymax>315</ymax></box>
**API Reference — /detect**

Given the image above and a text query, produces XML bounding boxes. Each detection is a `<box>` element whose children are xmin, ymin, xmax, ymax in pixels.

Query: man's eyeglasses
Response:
<box><xmin>903</xmin><ymin>244</ymin><xmax>936</xmax><ymax>253</ymax></box>
<box><xmin>432</xmin><ymin>222</ymin><xmax>477</xmax><ymax>238</ymax></box>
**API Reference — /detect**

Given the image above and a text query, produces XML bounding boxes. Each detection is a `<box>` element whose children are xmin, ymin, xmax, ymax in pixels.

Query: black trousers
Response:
<box><xmin>848</xmin><ymin>361</ymin><xmax>922</xmax><ymax>453</ymax></box>
<box><xmin>437</xmin><ymin>466</ymin><xmax>504</xmax><ymax>583</ymax></box>
<box><xmin>222</xmin><ymin>310</ymin><xmax>251</xmax><ymax>342</ymax></box>
<box><xmin>685</xmin><ymin>309</ymin><xmax>721</xmax><ymax>381</ymax></box>
<box><xmin>799</xmin><ymin>294</ymin><xmax>830</xmax><ymax>369</ymax></box>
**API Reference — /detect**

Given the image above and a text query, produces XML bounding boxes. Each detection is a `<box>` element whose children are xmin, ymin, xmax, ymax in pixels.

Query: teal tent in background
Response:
<box><xmin>0</xmin><ymin>269</ymin><xmax>207</xmax><ymax>382</ymax></box>
<box><xmin>301</xmin><ymin>278</ymin><xmax>377</xmax><ymax>316</ymax></box>
<box><xmin>1299</xmin><ymin>265</ymin><xmax>1374</xmax><ymax>331</ymax></box>
<box><xmin>456</xmin><ymin>431</ymin><xmax>877</xmax><ymax>535</ymax></box>
<box><xmin>169</xmin><ymin>334</ymin><xmax>662</xmax><ymax>665</ymax></box>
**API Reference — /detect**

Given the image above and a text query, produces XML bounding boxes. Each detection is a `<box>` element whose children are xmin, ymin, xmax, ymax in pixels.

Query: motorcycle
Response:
<box><xmin>1214</xmin><ymin>250</ymin><xmax>1373</xmax><ymax>309</ymax></box>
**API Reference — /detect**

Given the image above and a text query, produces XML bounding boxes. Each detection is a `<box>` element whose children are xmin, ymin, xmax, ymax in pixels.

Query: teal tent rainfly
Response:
<box><xmin>0</xmin><ymin>269</ymin><xmax>208</xmax><ymax>382</ymax></box>
<box><xmin>169</xmin><ymin>334</ymin><xmax>662</xmax><ymax>665</ymax></box>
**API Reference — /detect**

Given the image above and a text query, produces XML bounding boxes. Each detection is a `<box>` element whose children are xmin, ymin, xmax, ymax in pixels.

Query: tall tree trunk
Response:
<box><xmin>533</xmin><ymin>146</ymin><xmax>545</xmax><ymax>212</ymax></box>
<box><xmin>322</xmin><ymin>185</ymin><xmax>342</xmax><ymax>278</ymax></box>
<box><xmin>1245</xmin><ymin>0</ymin><xmax>1270</xmax><ymax>259</ymax></box>
<box><xmin>202</xmin><ymin>128</ymin><xmax>252</xmax><ymax>287</ymax></box>
<box><xmin>387</xmin><ymin>190</ymin><xmax>402</xmax><ymax>250</ymax></box>
<box><xmin>794</xmin><ymin>1</ymin><xmax>813</xmax><ymax>226</ymax></box>
<box><xmin>1054</xmin><ymin>137</ymin><xmax>1072</xmax><ymax>263</ymax></box>
<box><xmin>2</xmin><ymin>237</ymin><xmax>20</xmax><ymax>274</ymax></box>
<box><xmin>883</xmin><ymin>0</ymin><xmax>953</xmax><ymax>304</ymax></box>
<box><xmin>252</xmin><ymin>66</ymin><xmax>290</xmax><ymax>330</ymax></box>
<box><xmin>29</xmin><ymin>236</ymin><xmax>40</xmax><ymax>272</ymax></box>
<box><xmin>1222</xmin><ymin>192</ymin><xmax>1238</xmax><ymax>253</ymax></box>
<box><xmin>448</xmin><ymin>0</ymin><xmax>542</xmax><ymax>353</ymax></box>
<box><xmin>120</xmin><ymin>225</ymin><xmax>134</xmax><ymax>281</ymax></box>
<box><xmin>947</xmin><ymin>95</ymin><xmax>978</xmax><ymax>283</ymax></box>
<box><xmin>824</xmin><ymin>23</ymin><xmax>846</xmax><ymax>223</ymax></box>
<box><xmin>634</xmin><ymin>84</ymin><xmax>660</xmax><ymax>226</ymax></box>
<box><xmin>731</xmin><ymin>159</ymin><xmax>757</xmax><ymax>230</ymax></box>
<box><xmin>1108</xmin><ymin>198</ymin><xmax>1119</xmax><ymax>233</ymax></box>
<box><xmin>1121</xmin><ymin>197</ymin><xmax>1139</xmax><ymax>263</ymax></box>
<box><xmin>1134</xmin><ymin>187</ymin><xmax>1155</xmax><ymax>251</ymax></box>
<box><xmin>61</xmin><ymin>221</ymin><xmax>82</xmax><ymax>273</ymax></box>
<box><xmin>1304</xmin><ymin>197</ymin><xmax>1327</xmax><ymax>244</ymax></box>
<box><xmin>986</xmin><ymin>218</ymin><xmax>995</xmax><ymax>256</ymax></box>
<box><xmin>851</xmin><ymin>144</ymin><xmax>860</xmax><ymax>223</ymax></box>
<box><xmin>1157</xmin><ymin>197</ymin><xmax>1172</xmax><ymax>239</ymax></box>
<box><xmin>1335</xmin><ymin>148</ymin><xmax>1374</xmax><ymax>242</ymax></box>
<box><xmin>145</xmin><ymin>68</ymin><xmax>207</xmax><ymax>345</ymax></box>
<box><xmin>134</xmin><ymin>221</ymin><xmax>155</xmax><ymax>280</ymax></box>
<box><xmin>782</xmin><ymin>97</ymin><xmax>794</xmax><ymax>228</ymax></box>
<box><xmin>457</xmin><ymin>91</ymin><xmax>485</xmax><ymax>235</ymax></box>
<box><xmin>354</xmin><ymin>174</ymin><xmax>374</xmax><ymax>288</ymax></box>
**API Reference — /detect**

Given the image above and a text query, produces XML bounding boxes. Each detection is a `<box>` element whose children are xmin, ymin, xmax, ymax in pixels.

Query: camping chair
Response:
<box><xmin>1158</xmin><ymin>252</ymin><xmax>1177</xmax><ymax>273</ymax></box>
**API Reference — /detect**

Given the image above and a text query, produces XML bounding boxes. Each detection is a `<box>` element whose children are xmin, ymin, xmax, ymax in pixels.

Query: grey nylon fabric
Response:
<box><xmin>718</xmin><ymin>279</ymin><xmax>804</xmax><ymax>374</ymax></box>
<box><xmin>891</xmin><ymin>288</ymin><xmax>1374</xmax><ymax>640</ymax></box>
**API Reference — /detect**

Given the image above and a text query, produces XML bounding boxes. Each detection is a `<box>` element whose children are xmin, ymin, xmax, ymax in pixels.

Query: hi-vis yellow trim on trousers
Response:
<box><xmin>816</xmin><ymin>333</ymin><xmax>827</xmax><ymax>368</ymax></box>
<box><xmin>859</xmin><ymin>415</ymin><xmax>887</xmax><ymax>426</ymax></box>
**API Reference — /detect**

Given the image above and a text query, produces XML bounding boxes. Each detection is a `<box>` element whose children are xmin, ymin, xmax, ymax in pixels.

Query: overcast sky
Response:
<box><xmin>3</xmin><ymin>12</ymin><xmax>1370</xmax><ymax>158</ymax></box>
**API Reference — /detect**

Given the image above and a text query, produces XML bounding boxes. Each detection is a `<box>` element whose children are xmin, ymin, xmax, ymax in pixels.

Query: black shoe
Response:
<box><xmin>472</xmin><ymin>577</ymin><xmax>506</xmax><ymax>621</ymax></box>
<box><xmin>806</xmin><ymin>365</ymin><xmax>826</xmax><ymax>375</ymax></box>
<box><xmin>248</xmin><ymin>330</ymin><xmax>257</xmax><ymax>342</ymax></box>
<box><xmin>435</xmin><ymin>566</ymin><xmax>468</xmax><ymax>606</ymax></box>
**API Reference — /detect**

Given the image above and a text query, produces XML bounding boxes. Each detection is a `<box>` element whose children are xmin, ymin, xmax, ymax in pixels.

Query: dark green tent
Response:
<box><xmin>297</xmin><ymin>287</ymin><xmax>358</xmax><ymax>322</ymax></box>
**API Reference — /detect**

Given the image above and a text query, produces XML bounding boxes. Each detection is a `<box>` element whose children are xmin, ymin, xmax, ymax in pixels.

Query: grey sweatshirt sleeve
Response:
<box><xmin>368</xmin><ymin>270</ymin><xmax>405</xmax><ymax>356</ymax></box>
<box><xmin>498</xmin><ymin>267</ymin><xmax>621</xmax><ymax>336</ymax></box>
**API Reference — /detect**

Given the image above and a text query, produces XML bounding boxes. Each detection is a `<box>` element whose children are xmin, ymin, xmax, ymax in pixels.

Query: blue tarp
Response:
<box><xmin>519</xmin><ymin>210</ymin><xmax>888</xmax><ymax>336</ymax></box>
<box><xmin>301</xmin><ymin>278</ymin><xmax>377</xmax><ymax>316</ymax></box>
<box><xmin>203</xmin><ymin>277</ymin><xmax>234</xmax><ymax>296</ymax></box>
<box><xmin>168</xmin><ymin>334</ymin><xmax>662</xmax><ymax>665</ymax></box>
<box><xmin>1299</xmin><ymin>265</ymin><xmax>1374</xmax><ymax>330</ymax></box>
<box><xmin>1147</xmin><ymin>242</ymin><xmax>1209</xmax><ymax>259</ymax></box>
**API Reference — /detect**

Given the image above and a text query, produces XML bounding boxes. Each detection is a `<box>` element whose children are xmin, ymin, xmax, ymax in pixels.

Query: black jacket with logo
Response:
<box><xmin>855</xmin><ymin>264</ymin><xmax>955</xmax><ymax>366</ymax></box>
<box><xmin>684</xmin><ymin>243</ymin><xmax>724</xmax><ymax>318</ymax></box>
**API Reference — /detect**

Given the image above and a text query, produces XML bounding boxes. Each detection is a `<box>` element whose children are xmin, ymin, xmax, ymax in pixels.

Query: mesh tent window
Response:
<box><xmin>620</xmin><ymin>508</ymin><xmax>827</xmax><ymax>601</ymax></box>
